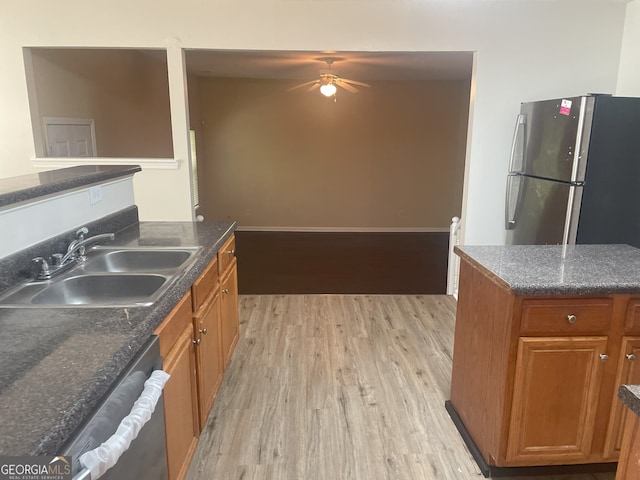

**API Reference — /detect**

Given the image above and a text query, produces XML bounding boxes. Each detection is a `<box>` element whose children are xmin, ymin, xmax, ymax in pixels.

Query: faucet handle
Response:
<box><xmin>32</xmin><ymin>257</ymin><xmax>51</xmax><ymax>278</ymax></box>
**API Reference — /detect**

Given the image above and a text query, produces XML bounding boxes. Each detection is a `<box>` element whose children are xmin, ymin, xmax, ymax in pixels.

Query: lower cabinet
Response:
<box><xmin>156</xmin><ymin>293</ymin><xmax>200</xmax><ymax>480</ymax></box>
<box><xmin>193</xmin><ymin>288</ymin><xmax>223</xmax><ymax>431</ymax></box>
<box><xmin>507</xmin><ymin>337</ymin><xmax>608</xmax><ymax>464</ymax></box>
<box><xmin>155</xmin><ymin>234</ymin><xmax>240</xmax><ymax>480</ymax></box>
<box><xmin>604</xmin><ymin>337</ymin><xmax>640</xmax><ymax>459</ymax></box>
<box><xmin>616</xmin><ymin>404</ymin><xmax>640</xmax><ymax>479</ymax></box>
<box><xmin>220</xmin><ymin>258</ymin><xmax>239</xmax><ymax>368</ymax></box>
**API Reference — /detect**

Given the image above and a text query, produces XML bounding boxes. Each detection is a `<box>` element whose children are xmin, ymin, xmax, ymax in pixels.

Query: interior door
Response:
<box><xmin>44</xmin><ymin>119</ymin><xmax>96</xmax><ymax>157</ymax></box>
<box><xmin>505</xmin><ymin>174</ymin><xmax>574</xmax><ymax>245</ymax></box>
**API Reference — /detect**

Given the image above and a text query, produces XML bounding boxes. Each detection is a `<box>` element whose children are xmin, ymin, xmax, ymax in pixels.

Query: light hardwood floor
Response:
<box><xmin>186</xmin><ymin>295</ymin><xmax>616</xmax><ymax>480</ymax></box>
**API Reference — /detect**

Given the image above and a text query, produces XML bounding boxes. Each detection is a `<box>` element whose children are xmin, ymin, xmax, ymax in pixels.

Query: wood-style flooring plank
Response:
<box><xmin>186</xmin><ymin>295</ymin><xmax>615</xmax><ymax>480</ymax></box>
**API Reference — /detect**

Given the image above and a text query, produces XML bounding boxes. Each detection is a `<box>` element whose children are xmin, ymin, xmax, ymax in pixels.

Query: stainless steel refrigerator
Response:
<box><xmin>505</xmin><ymin>94</ymin><xmax>640</xmax><ymax>246</ymax></box>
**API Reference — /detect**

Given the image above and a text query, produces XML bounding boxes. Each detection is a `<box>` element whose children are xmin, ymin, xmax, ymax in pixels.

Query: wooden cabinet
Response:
<box><xmin>218</xmin><ymin>235</ymin><xmax>239</xmax><ymax>368</ymax></box>
<box><xmin>507</xmin><ymin>337</ymin><xmax>607</xmax><ymax>463</ymax></box>
<box><xmin>152</xmin><ymin>233</ymin><xmax>240</xmax><ymax>480</ymax></box>
<box><xmin>604</xmin><ymin>337</ymin><xmax>640</xmax><ymax>459</ymax></box>
<box><xmin>449</xmin><ymin>257</ymin><xmax>640</xmax><ymax>469</ymax></box>
<box><xmin>615</xmin><ymin>404</ymin><xmax>640</xmax><ymax>480</ymax></box>
<box><xmin>193</xmin><ymin>285</ymin><xmax>223</xmax><ymax>431</ymax></box>
<box><xmin>155</xmin><ymin>292</ymin><xmax>200</xmax><ymax>480</ymax></box>
<box><xmin>220</xmin><ymin>258</ymin><xmax>239</xmax><ymax>368</ymax></box>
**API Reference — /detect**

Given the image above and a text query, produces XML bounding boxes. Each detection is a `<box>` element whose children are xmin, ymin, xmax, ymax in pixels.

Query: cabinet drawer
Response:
<box><xmin>217</xmin><ymin>235</ymin><xmax>236</xmax><ymax>276</ymax></box>
<box><xmin>192</xmin><ymin>256</ymin><xmax>218</xmax><ymax>312</ymax></box>
<box><xmin>154</xmin><ymin>290</ymin><xmax>193</xmax><ymax>359</ymax></box>
<box><xmin>625</xmin><ymin>299</ymin><xmax>640</xmax><ymax>334</ymax></box>
<box><xmin>520</xmin><ymin>298</ymin><xmax>613</xmax><ymax>335</ymax></box>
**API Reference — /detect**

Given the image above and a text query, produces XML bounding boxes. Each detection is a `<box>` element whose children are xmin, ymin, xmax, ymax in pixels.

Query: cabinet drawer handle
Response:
<box><xmin>193</xmin><ymin>338</ymin><xmax>201</xmax><ymax>346</ymax></box>
<box><xmin>599</xmin><ymin>353</ymin><xmax>609</xmax><ymax>362</ymax></box>
<box><xmin>627</xmin><ymin>354</ymin><xmax>637</xmax><ymax>362</ymax></box>
<box><xmin>222</xmin><ymin>288</ymin><xmax>230</xmax><ymax>294</ymax></box>
<box><xmin>199</xmin><ymin>328</ymin><xmax>208</xmax><ymax>335</ymax></box>
<box><xmin>567</xmin><ymin>314</ymin><xmax>577</xmax><ymax>324</ymax></box>
<box><xmin>227</xmin><ymin>249</ymin><xmax>235</xmax><ymax>256</ymax></box>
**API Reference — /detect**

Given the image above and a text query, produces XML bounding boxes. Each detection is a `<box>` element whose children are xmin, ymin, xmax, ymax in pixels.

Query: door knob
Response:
<box><xmin>199</xmin><ymin>328</ymin><xmax>208</xmax><ymax>335</ymax></box>
<box><xmin>222</xmin><ymin>288</ymin><xmax>229</xmax><ymax>294</ymax></box>
<box><xmin>599</xmin><ymin>353</ymin><xmax>609</xmax><ymax>362</ymax></box>
<box><xmin>567</xmin><ymin>314</ymin><xmax>577</xmax><ymax>324</ymax></box>
<box><xmin>627</xmin><ymin>354</ymin><xmax>637</xmax><ymax>362</ymax></box>
<box><xmin>193</xmin><ymin>338</ymin><xmax>201</xmax><ymax>346</ymax></box>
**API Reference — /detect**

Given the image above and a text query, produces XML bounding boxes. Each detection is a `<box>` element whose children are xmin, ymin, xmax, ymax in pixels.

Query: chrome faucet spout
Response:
<box><xmin>61</xmin><ymin>233</ymin><xmax>115</xmax><ymax>265</ymax></box>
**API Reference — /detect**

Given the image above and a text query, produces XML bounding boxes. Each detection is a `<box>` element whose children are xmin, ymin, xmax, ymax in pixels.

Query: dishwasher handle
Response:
<box><xmin>74</xmin><ymin>370</ymin><xmax>170</xmax><ymax>480</ymax></box>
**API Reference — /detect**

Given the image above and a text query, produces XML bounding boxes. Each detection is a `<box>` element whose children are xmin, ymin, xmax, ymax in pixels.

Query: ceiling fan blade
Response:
<box><xmin>339</xmin><ymin>77</ymin><xmax>370</xmax><ymax>88</ymax></box>
<box><xmin>336</xmin><ymin>81</ymin><xmax>359</xmax><ymax>94</ymax></box>
<box><xmin>307</xmin><ymin>83</ymin><xmax>321</xmax><ymax>92</ymax></box>
<box><xmin>287</xmin><ymin>79</ymin><xmax>319</xmax><ymax>91</ymax></box>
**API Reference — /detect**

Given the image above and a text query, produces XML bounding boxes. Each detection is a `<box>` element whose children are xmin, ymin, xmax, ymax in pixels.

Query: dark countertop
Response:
<box><xmin>619</xmin><ymin>385</ymin><xmax>640</xmax><ymax>419</ymax></box>
<box><xmin>0</xmin><ymin>220</ymin><xmax>235</xmax><ymax>456</ymax></box>
<box><xmin>455</xmin><ymin>244</ymin><xmax>640</xmax><ymax>296</ymax></box>
<box><xmin>0</xmin><ymin>165</ymin><xmax>141</xmax><ymax>208</ymax></box>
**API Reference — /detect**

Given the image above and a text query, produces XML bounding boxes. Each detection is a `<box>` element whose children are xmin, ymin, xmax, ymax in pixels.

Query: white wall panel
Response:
<box><xmin>0</xmin><ymin>177</ymin><xmax>134</xmax><ymax>258</ymax></box>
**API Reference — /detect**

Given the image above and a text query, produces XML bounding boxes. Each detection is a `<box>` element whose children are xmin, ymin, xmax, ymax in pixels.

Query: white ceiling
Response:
<box><xmin>184</xmin><ymin>50</ymin><xmax>474</xmax><ymax>82</ymax></box>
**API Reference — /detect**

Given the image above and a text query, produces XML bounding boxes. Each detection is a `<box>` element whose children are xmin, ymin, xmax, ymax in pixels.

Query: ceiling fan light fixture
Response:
<box><xmin>320</xmin><ymin>83</ymin><xmax>337</xmax><ymax>97</ymax></box>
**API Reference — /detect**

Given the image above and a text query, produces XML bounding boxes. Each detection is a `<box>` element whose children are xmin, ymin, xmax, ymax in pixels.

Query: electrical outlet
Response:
<box><xmin>89</xmin><ymin>186</ymin><xmax>103</xmax><ymax>205</ymax></box>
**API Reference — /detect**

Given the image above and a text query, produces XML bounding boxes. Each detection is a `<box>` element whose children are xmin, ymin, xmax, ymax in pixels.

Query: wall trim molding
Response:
<box><xmin>32</xmin><ymin>157</ymin><xmax>180</xmax><ymax>170</ymax></box>
<box><xmin>235</xmin><ymin>226</ymin><xmax>449</xmax><ymax>233</ymax></box>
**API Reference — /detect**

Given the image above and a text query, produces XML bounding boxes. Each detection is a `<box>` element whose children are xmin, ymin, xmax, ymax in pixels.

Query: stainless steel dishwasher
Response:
<box><xmin>61</xmin><ymin>335</ymin><xmax>168</xmax><ymax>480</ymax></box>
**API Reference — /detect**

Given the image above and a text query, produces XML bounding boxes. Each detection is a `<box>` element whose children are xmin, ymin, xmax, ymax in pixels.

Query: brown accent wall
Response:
<box><xmin>195</xmin><ymin>77</ymin><xmax>469</xmax><ymax>229</ymax></box>
<box><xmin>235</xmin><ymin>231</ymin><xmax>449</xmax><ymax>294</ymax></box>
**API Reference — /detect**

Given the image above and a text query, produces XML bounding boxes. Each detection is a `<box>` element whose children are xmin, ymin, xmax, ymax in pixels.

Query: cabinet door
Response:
<box><xmin>220</xmin><ymin>260</ymin><xmax>239</xmax><ymax>368</ymax></box>
<box><xmin>506</xmin><ymin>337</ymin><xmax>607</xmax><ymax>464</ymax></box>
<box><xmin>194</xmin><ymin>290</ymin><xmax>223</xmax><ymax>431</ymax></box>
<box><xmin>163</xmin><ymin>327</ymin><xmax>200</xmax><ymax>480</ymax></box>
<box><xmin>603</xmin><ymin>337</ymin><xmax>640</xmax><ymax>459</ymax></box>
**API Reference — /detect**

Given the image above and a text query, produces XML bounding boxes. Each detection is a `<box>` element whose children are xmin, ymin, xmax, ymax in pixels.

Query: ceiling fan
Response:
<box><xmin>287</xmin><ymin>58</ymin><xmax>370</xmax><ymax>97</ymax></box>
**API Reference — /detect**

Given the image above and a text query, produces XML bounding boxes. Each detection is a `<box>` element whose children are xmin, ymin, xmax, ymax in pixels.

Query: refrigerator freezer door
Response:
<box><xmin>505</xmin><ymin>175</ymin><xmax>575</xmax><ymax>245</ymax></box>
<box><xmin>520</xmin><ymin>97</ymin><xmax>592</xmax><ymax>182</ymax></box>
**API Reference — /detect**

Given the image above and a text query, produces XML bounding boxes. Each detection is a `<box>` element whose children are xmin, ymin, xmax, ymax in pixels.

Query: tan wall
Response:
<box><xmin>196</xmin><ymin>77</ymin><xmax>469</xmax><ymax>229</ymax></box>
<box><xmin>31</xmin><ymin>49</ymin><xmax>173</xmax><ymax>158</ymax></box>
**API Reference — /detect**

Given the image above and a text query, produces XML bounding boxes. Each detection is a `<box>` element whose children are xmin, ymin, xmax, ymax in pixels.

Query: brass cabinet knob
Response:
<box><xmin>627</xmin><ymin>354</ymin><xmax>637</xmax><ymax>362</ymax></box>
<box><xmin>199</xmin><ymin>328</ymin><xmax>208</xmax><ymax>335</ymax></box>
<box><xmin>567</xmin><ymin>314</ymin><xmax>577</xmax><ymax>324</ymax></box>
<box><xmin>599</xmin><ymin>353</ymin><xmax>609</xmax><ymax>362</ymax></box>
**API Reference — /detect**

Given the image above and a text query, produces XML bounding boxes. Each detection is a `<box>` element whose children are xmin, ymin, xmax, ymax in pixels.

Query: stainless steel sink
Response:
<box><xmin>83</xmin><ymin>248</ymin><xmax>198</xmax><ymax>273</ymax></box>
<box><xmin>0</xmin><ymin>246</ymin><xmax>202</xmax><ymax>308</ymax></box>
<box><xmin>32</xmin><ymin>274</ymin><xmax>168</xmax><ymax>306</ymax></box>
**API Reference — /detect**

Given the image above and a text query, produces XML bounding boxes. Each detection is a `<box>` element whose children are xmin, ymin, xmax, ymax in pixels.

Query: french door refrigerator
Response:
<box><xmin>505</xmin><ymin>94</ymin><xmax>640</xmax><ymax>246</ymax></box>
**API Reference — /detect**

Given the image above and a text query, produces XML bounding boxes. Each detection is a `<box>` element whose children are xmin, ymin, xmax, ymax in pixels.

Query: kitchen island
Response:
<box><xmin>448</xmin><ymin>244</ymin><xmax>640</xmax><ymax>477</ymax></box>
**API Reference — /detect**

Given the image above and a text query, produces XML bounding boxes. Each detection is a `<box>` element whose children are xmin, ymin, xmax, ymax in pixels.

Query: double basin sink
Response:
<box><xmin>0</xmin><ymin>247</ymin><xmax>202</xmax><ymax>307</ymax></box>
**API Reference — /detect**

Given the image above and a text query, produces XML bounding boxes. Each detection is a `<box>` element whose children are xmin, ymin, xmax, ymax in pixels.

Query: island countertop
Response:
<box><xmin>455</xmin><ymin>244</ymin><xmax>640</xmax><ymax>296</ymax></box>
<box><xmin>0</xmin><ymin>220</ymin><xmax>235</xmax><ymax>457</ymax></box>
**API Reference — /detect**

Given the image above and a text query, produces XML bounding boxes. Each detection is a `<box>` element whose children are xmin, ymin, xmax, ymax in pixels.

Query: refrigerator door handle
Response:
<box><xmin>505</xmin><ymin>174</ymin><xmax>522</xmax><ymax>229</ymax></box>
<box><xmin>508</xmin><ymin>114</ymin><xmax>526</xmax><ymax>173</ymax></box>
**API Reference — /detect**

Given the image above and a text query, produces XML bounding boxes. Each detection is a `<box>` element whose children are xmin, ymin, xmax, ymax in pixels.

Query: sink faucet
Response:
<box><xmin>61</xmin><ymin>230</ymin><xmax>115</xmax><ymax>265</ymax></box>
<box><xmin>32</xmin><ymin>227</ymin><xmax>115</xmax><ymax>280</ymax></box>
